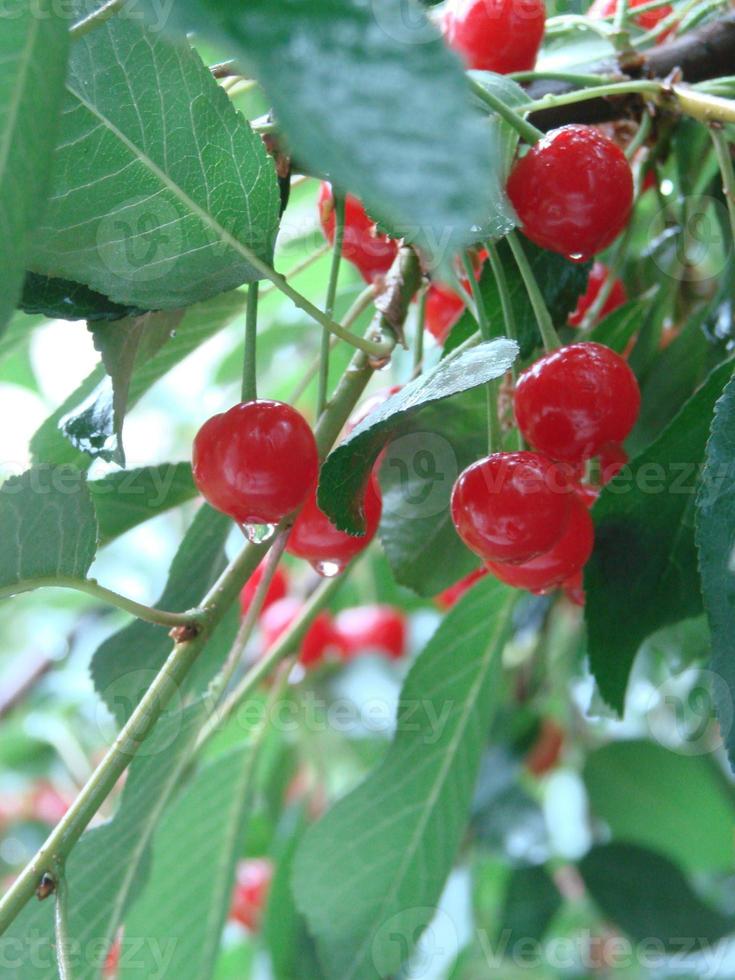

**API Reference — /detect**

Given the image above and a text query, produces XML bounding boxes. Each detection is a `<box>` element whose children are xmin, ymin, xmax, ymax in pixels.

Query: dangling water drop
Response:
<box><xmin>312</xmin><ymin>559</ymin><xmax>344</xmax><ymax>579</ymax></box>
<box><xmin>241</xmin><ymin>522</ymin><xmax>276</xmax><ymax>544</ymax></box>
<box><xmin>569</xmin><ymin>252</ymin><xmax>584</xmax><ymax>262</ymax></box>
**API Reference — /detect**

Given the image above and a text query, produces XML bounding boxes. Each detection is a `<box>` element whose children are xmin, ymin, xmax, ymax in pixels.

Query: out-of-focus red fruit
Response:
<box><xmin>563</xmin><ymin>570</ymin><xmax>586</xmax><ymax>606</ymax></box>
<box><xmin>318</xmin><ymin>182</ymin><xmax>398</xmax><ymax>282</ymax></box>
<box><xmin>525</xmin><ymin>719</ymin><xmax>565</xmax><ymax>775</ymax></box>
<box><xmin>239</xmin><ymin>563</ymin><xmax>289</xmax><ymax>618</ymax></box>
<box><xmin>568</xmin><ymin>263</ymin><xmax>628</xmax><ymax>327</ymax></box>
<box><xmin>260</xmin><ymin>597</ymin><xmax>339</xmax><ymax>668</ymax></box>
<box><xmin>425</xmin><ymin>283</ymin><xmax>466</xmax><ymax>344</ymax></box>
<box><xmin>103</xmin><ymin>936</ymin><xmax>121</xmax><ymax>978</ymax></box>
<box><xmin>29</xmin><ymin>783</ymin><xmax>69</xmax><ymax>825</ymax></box>
<box><xmin>588</xmin><ymin>0</ymin><xmax>675</xmax><ymax>37</ymax></box>
<box><xmin>575</xmin><ymin>484</ymin><xmax>600</xmax><ymax>509</ymax></box>
<box><xmin>345</xmin><ymin>386</ymin><xmax>402</xmax><ymax>436</ymax></box>
<box><xmin>230</xmin><ymin>859</ymin><xmax>273</xmax><ymax>932</ymax></box>
<box><xmin>334</xmin><ymin>605</ymin><xmax>407</xmax><ymax>661</ymax></box>
<box><xmin>599</xmin><ymin>442</ymin><xmax>629</xmax><ymax>484</ymax></box>
<box><xmin>435</xmin><ymin>568</ymin><xmax>489</xmax><ymax>609</ymax></box>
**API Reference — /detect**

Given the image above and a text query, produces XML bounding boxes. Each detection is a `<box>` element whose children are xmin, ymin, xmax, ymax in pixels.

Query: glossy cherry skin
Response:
<box><xmin>318</xmin><ymin>182</ymin><xmax>398</xmax><ymax>283</ymax></box>
<box><xmin>239</xmin><ymin>563</ymin><xmax>289</xmax><ymax>618</ymax></box>
<box><xmin>435</xmin><ymin>567</ymin><xmax>489</xmax><ymax>609</ymax></box>
<box><xmin>507</xmin><ymin>126</ymin><xmax>634</xmax><ymax>262</ymax></box>
<box><xmin>514</xmin><ymin>343</ymin><xmax>641</xmax><ymax>464</ymax></box>
<box><xmin>287</xmin><ymin>479</ymin><xmax>382</xmax><ymax>572</ymax></box>
<box><xmin>440</xmin><ymin>0</ymin><xmax>546</xmax><ymax>74</ymax></box>
<box><xmin>451</xmin><ymin>451</ymin><xmax>574</xmax><ymax>564</ymax></box>
<box><xmin>562</xmin><ymin>570</ymin><xmax>586</xmax><ymax>606</ymax></box>
<box><xmin>334</xmin><ymin>605</ymin><xmax>407</xmax><ymax>661</ymax></box>
<box><xmin>568</xmin><ymin>263</ymin><xmax>628</xmax><ymax>327</ymax></box>
<box><xmin>589</xmin><ymin>0</ymin><xmax>674</xmax><ymax>36</ymax></box>
<box><xmin>425</xmin><ymin>283</ymin><xmax>465</xmax><ymax>344</ymax></box>
<box><xmin>599</xmin><ymin>442</ymin><xmax>629</xmax><ymax>484</ymax></box>
<box><xmin>230</xmin><ymin>859</ymin><xmax>273</xmax><ymax>931</ymax></box>
<box><xmin>260</xmin><ymin>597</ymin><xmax>338</xmax><ymax>668</ymax></box>
<box><xmin>485</xmin><ymin>493</ymin><xmax>594</xmax><ymax>593</ymax></box>
<box><xmin>193</xmin><ymin>401</ymin><xmax>319</xmax><ymax>526</ymax></box>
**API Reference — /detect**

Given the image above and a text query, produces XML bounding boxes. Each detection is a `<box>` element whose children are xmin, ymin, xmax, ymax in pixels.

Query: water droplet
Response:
<box><xmin>312</xmin><ymin>560</ymin><xmax>344</xmax><ymax>579</ymax></box>
<box><xmin>241</xmin><ymin>522</ymin><xmax>276</xmax><ymax>544</ymax></box>
<box><xmin>568</xmin><ymin>252</ymin><xmax>584</xmax><ymax>262</ymax></box>
<box><xmin>169</xmin><ymin>329</ymin><xmax>177</xmax><ymax>338</ymax></box>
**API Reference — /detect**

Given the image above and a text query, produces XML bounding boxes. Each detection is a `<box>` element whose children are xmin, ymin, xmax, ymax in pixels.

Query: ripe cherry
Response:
<box><xmin>436</xmin><ymin>567</ymin><xmax>489</xmax><ymax>609</ymax></box>
<box><xmin>599</xmin><ymin>442</ymin><xmax>628</xmax><ymax>484</ymax></box>
<box><xmin>589</xmin><ymin>0</ymin><xmax>674</xmax><ymax>37</ymax></box>
<box><xmin>425</xmin><ymin>283</ymin><xmax>465</xmax><ymax>344</ymax></box>
<box><xmin>334</xmin><ymin>605</ymin><xmax>407</xmax><ymax>661</ymax></box>
<box><xmin>318</xmin><ymin>182</ymin><xmax>398</xmax><ymax>283</ymax></box>
<box><xmin>450</xmin><ymin>451</ymin><xmax>574</xmax><ymax>565</ymax></box>
<box><xmin>563</xmin><ymin>570</ymin><xmax>586</xmax><ymax>606</ymax></box>
<box><xmin>230</xmin><ymin>859</ymin><xmax>273</xmax><ymax>932</ymax></box>
<box><xmin>239</xmin><ymin>562</ymin><xmax>289</xmax><ymax>618</ymax></box>
<box><xmin>192</xmin><ymin>401</ymin><xmax>319</xmax><ymax>527</ymax></box>
<box><xmin>507</xmin><ymin>126</ymin><xmax>634</xmax><ymax>262</ymax></box>
<box><xmin>485</xmin><ymin>493</ymin><xmax>594</xmax><ymax>593</ymax></box>
<box><xmin>260</xmin><ymin>598</ymin><xmax>338</xmax><ymax>668</ymax></box>
<box><xmin>514</xmin><ymin>342</ymin><xmax>640</xmax><ymax>464</ymax></box>
<box><xmin>287</xmin><ymin>479</ymin><xmax>382</xmax><ymax>575</ymax></box>
<box><xmin>568</xmin><ymin>263</ymin><xmax>628</xmax><ymax>327</ymax></box>
<box><xmin>440</xmin><ymin>0</ymin><xmax>546</xmax><ymax>74</ymax></box>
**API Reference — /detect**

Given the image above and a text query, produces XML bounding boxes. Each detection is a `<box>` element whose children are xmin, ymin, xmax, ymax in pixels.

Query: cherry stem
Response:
<box><xmin>318</xmin><ymin>193</ymin><xmax>346</xmax><ymax>417</ymax></box>
<box><xmin>507</xmin><ymin>232</ymin><xmax>562</xmax><ymax>352</ymax></box>
<box><xmin>53</xmin><ymin>864</ymin><xmax>72</xmax><ymax>980</ymax></box>
<box><xmin>241</xmin><ymin>283</ymin><xmax>259</xmax><ymax>403</ymax></box>
<box><xmin>486</xmin><ymin>245</ymin><xmax>517</xmax><ymax>345</ymax></box>
<box><xmin>0</xmin><ymin>578</ymin><xmax>201</xmax><ymax>630</ymax></box>
<box><xmin>710</xmin><ymin>126</ymin><xmax>735</xmax><ymax>246</ymax></box>
<box><xmin>462</xmin><ymin>252</ymin><xmax>501</xmax><ymax>455</ymax></box>
<box><xmin>468</xmin><ymin>78</ymin><xmax>544</xmax><ymax>145</ymax></box>
<box><xmin>517</xmin><ymin>79</ymin><xmax>662</xmax><ymax>116</ymax></box>
<box><xmin>69</xmin><ymin>0</ymin><xmax>124</xmax><ymax>38</ymax></box>
<box><xmin>413</xmin><ymin>284</ymin><xmax>428</xmax><ymax>377</ymax></box>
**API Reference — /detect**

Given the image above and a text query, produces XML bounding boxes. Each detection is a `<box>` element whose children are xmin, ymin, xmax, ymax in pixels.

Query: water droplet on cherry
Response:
<box><xmin>241</xmin><ymin>522</ymin><xmax>276</xmax><ymax>544</ymax></box>
<box><xmin>312</xmin><ymin>559</ymin><xmax>344</xmax><ymax>578</ymax></box>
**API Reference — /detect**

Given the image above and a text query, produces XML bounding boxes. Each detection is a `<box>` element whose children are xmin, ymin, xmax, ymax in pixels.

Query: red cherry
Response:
<box><xmin>230</xmin><ymin>859</ymin><xmax>273</xmax><ymax>931</ymax></box>
<box><xmin>599</xmin><ymin>442</ymin><xmax>628</xmax><ymax>484</ymax></box>
<box><xmin>450</xmin><ymin>451</ymin><xmax>574</xmax><ymax>564</ymax></box>
<box><xmin>425</xmin><ymin>283</ymin><xmax>466</xmax><ymax>344</ymax></box>
<box><xmin>575</xmin><ymin>483</ymin><xmax>600</xmax><ymax>509</ymax></box>
<box><xmin>334</xmin><ymin>605</ymin><xmax>407</xmax><ymax>661</ymax></box>
<box><xmin>507</xmin><ymin>126</ymin><xmax>634</xmax><ymax>262</ymax></box>
<box><xmin>239</xmin><ymin>563</ymin><xmax>289</xmax><ymax>618</ymax></box>
<box><xmin>440</xmin><ymin>0</ymin><xmax>546</xmax><ymax>73</ymax></box>
<box><xmin>563</xmin><ymin>570</ymin><xmax>586</xmax><ymax>606</ymax></box>
<box><xmin>287</xmin><ymin>479</ymin><xmax>382</xmax><ymax>574</ymax></box>
<box><xmin>485</xmin><ymin>494</ymin><xmax>594</xmax><ymax>593</ymax></box>
<box><xmin>525</xmin><ymin>719</ymin><xmax>565</xmax><ymax>776</ymax></box>
<box><xmin>192</xmin><ymin>401</ymin><xmax>319</xmax><ymax>526</ymax></box>
<box><xmin>514</xmin><ymin>342</ymin><xmax>641</xmax><ymax>464</ymax></box>
<box><xmin>588</xmin><ymin>0</ymin><xmax>674</xmax><ymax>36</ymax></box>
<box><xmin>435</xmin><ymin>567</ymin><xmax>489</xmax><ymax>609</ymax></box>
<box><xmin>568</xmin><ymin>263</ymin><xmax>628</xmax><ymax>327</ymax></box>
<box><xmin>260</xmin><ymin>597</ymin><xmax>338</xmax><ymax>668</ymax></box>
<box><xmin>318</xmin><ymin>182</ymin><xmax>398</xmax><ymax>283</ymax></box>
<box><xmin>29</xmin><ymin>783</ymin><xmax>69</xmax><ymax>825</ymax></box>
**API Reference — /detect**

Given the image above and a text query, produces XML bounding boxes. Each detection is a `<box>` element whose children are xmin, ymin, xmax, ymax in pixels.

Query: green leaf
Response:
<box><xmin>123</xmin><ymin>746</ymin><xmax>255</xmax><ymax>980</ymax></box>
<box><xmin>584</xmin><ymin>360</ymin><xmax>733</xmax><ymax>712</ymax></box>
<box><xmin>499</xmin><ymin>866</ymin><xmax>561</xmax><ymax>952</ymax></box>
<box><xmin>31</xmin><ymin>289</ymin><xmax>249</xmax><ymax>469</ymax></box>
<box><xmin>584</xmin><ymin>740</ymin><xmax>735</xmax><ymax>873</ymax></box>
<box><xmin>19</xmin><ymin>272</ymin><xmax>143</xmax><ymax>322</ymax></box>
<box><xmin>0</xmin><ymin>703</ymin><xmax>209</xmax><ymax>980</ymax></box>
<box><xmin>292</xmin><ymin>576</ymin><xmax>515</xmax><ymax>980</ymax></box>
<box><xmin>579</xmin><ymin>843</ymin><xmax>735</xmax><ymax>950</ymax></box>
<box><xmin>143</xmin><ymin>0</ymin><xmax>500</xmax><ymax>263</ymax></box>
<box><xmin>444</xmin><ymin>240</ymin><xmax>590</xmax><ymax>359</ymax></box>
<box><xmin>0</xmin><ymin>0</ymin><xmax>69</xmax><ymax>334</ymax></box>
<box><xmin>696</xmin><ymin>373</ymin><xmax>735</xmax><ymax>768</ymax></box>
<box><xmin>90</xmin><ymin>463</ymin><xmax>197</xmax><ymax>544</ymax></box>
<box><xmin>319</xmin><ymin>339</ymin><xmax>518</xmax><ymax>534</ymax></box>
<box><xmin>27</xmin><ymin>2</ymin><xmax>281</xmax><ymax>310</ymax></box>
<box><xmin>77</xmin><ymin>311</ymin><xmax>182</xmax><ymax>466</ymax></box>
<box><xmin>0</xmin><ymin>311</ymin><xmax>44</xmax><ymax>366</ymax></box>
<box><xmin>90</xmin><ymin>506</ymin><xmax>233</xmax><ymax>725</ymax></box>
<box><xmin>588</xmin><ymin>299</ymin><xmax>646</xmax><ymax>355</ymax></box>
<box><xmin>0</xmin><ymin>466</ymin><xmax>97</xmax><ymax>596</ymax></box>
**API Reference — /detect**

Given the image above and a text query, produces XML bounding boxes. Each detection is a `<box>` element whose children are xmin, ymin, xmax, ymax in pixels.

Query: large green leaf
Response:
<box><xmin>584</xmin><ymin>741</ymin><xmax>735</xmax><ymax>873</ymax></box>
<box><xmin>579</xmin><ymin>843</ymin><xmax>735</xmax><ymax>950</ymax></box>
<box><xmin>319</xmin><ymin>339</ymin><xmax>518</xmax><ymax>534</ymax></box>
<box><xmin>90</xmin><ymin>463</ymin><xmax>197</xmax><ymax>544</ymax></box>
<box><xmin>444</xmin><ymin>240</ymin><xmax>590</xmax><ymax>358</ymax></box>
<box><xmin>90</xmin><ymin>506</ymin><xmax>234</xmax><ymax>725</ymax></box>
<box><xmin>141</xmin><ymin>0</ymin><xmax>501</xmax><ymax>263</ymax></box>
<box><xmin>19</xmin><ymin>272</ymin><xmax>143</xmax><ymax>322</ymax></box>
<box><xmin>584</xmin><ymin>360</ymin><xmax>733</xmax><ymax>712</ymax></box>
<box><xmin>499</xmin><ymin>866</ymin><xmax>561</xmax><ymax>953</ymax></box>
<box><xmin>27</xmin><ymin>2</ymin><xmax>281</xmax><ymax>310</ymax></box>
<box><xmin>123</xmin><ymin>746</ymin><xmax>254</xmax><ymax>979</ymax></box>
<box><xmin>31</xmin><ymin>289</ymin><xmax>249</xmax><ymax>469</ymax></box>
<box><xmin>292</xmin><ymin>576</ymin><xmax>515</xmax><ymax>980</ymax></box>
<box><xmin>696</xmin><ymin>374</ymin><xmax>735</xmax><ymax>768</ymax></box>
<box><xmin>0</xmin><ymin>1</ymin><xmax>69</xmax><ymax>335</ymax></box>
<box><xmin>0</xmin><ymin>466</ymin><xmax>97</xmax><ymax>596</ymax></box>
<box><xmin>0</xmin><ymin>704</ymin><xmax>209</xmax><ymax>980</ymax></box>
